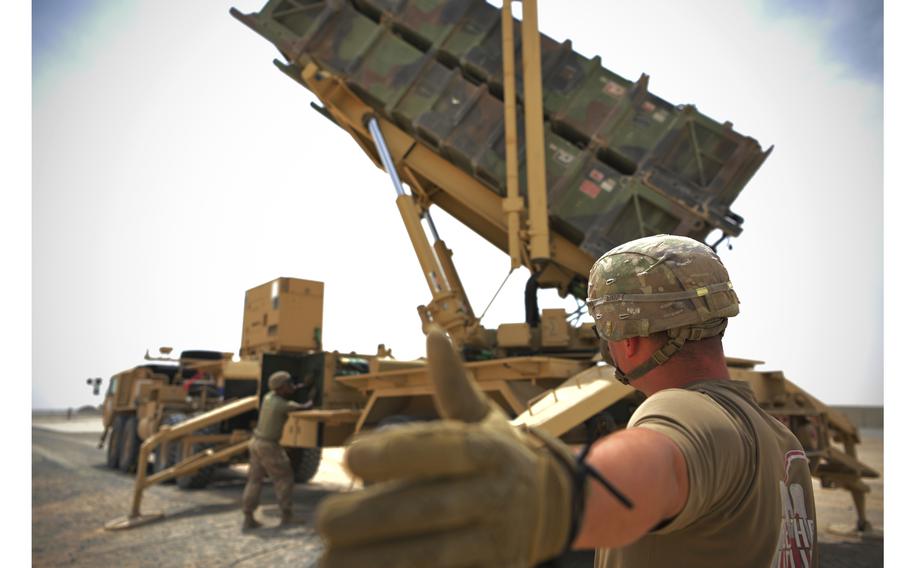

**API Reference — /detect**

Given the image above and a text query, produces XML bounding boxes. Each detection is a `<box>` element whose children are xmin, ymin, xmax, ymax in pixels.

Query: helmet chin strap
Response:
<box><xmin>611</xmin><ymin>319</ymin><xmax>728</xmax><ymax>386</ymax></box>
<box><xmin>613</xmin><ymin>334</ymin><xmax>687</xmax><ymax>386</ymax></box>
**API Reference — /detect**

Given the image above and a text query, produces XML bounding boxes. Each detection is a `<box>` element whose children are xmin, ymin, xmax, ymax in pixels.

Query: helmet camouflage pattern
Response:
<box><xmin>268</xmin><ymin>370</ymin><xmax>292</xmax><ymax>391</ymax></box>
<box><xmin>586</xmin><ymin>235</ymin><xmax>740</xmax><ymax>383</ymax></box>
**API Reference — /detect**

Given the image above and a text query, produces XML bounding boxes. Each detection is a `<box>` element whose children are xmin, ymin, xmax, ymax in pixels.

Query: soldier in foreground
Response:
<box><xmin>241</xmin><ymin>371</ymin><xmax>308</xmax><ymax>530</ymax></box>
<box><xmin>317</xmin><ymin>235</ymin><xmax>818</xmax><ymax>567</ymax></box>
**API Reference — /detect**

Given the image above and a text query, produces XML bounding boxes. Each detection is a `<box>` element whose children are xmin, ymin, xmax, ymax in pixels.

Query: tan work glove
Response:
<box><xmin>316</xmin><ymin>328</ymin><xmax>578</xmax><ymax>568</ymax></box>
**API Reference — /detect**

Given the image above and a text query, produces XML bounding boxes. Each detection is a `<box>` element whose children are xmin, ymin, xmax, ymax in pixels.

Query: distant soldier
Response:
<box><xmin>316</xmin><ymin>235</ymin><xmax>818</xmax><ymax>567</ymax></box>
<box><xmin>241</xmin><ymin>370</ymin><xmax>309</xmax><ymax>530</ymax></box>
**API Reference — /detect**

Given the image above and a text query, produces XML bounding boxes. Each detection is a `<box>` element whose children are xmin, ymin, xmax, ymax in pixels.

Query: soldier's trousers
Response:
<box><xmin>242</xmin><ymin>437</ymin><xmax>295</xmax><ymax>515</ymax></box>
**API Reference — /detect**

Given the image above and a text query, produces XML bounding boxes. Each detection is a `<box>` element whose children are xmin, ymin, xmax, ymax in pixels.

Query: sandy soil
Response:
<box><xmin>32</xmin><ymin>417</ymin><xmax>883</xmax><ymax>567</ymax></box>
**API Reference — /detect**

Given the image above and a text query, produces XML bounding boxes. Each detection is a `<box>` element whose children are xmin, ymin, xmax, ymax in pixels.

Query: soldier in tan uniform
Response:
<box><xmin>316</xmin><ymin>235</ymin><xmax>818</xmax><ymax>568</ymax></box>
<box><xmin>241</xmin><ymin>370</ymin><xmax>308</xmax><ymax>530</ymax></box>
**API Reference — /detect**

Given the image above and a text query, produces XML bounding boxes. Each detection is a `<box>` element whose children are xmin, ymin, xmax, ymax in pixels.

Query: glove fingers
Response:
<box><xmin>345</xmin><ymin>422</ymin><xmax>509</xmax><ymax>483</ymax></box>
<box><xmin>318</xmin><ymin>474</ymin><xmax>500</xmax><ymax>548</ymax></box>
<box><xmin>427</xmin><ymin>326</ymin><xmax>490</xmax><ymax>423</ymax></box>
<box><xmin>320</xmin><ymin>523</ymin><xmax>501</xmax><ymax>568</ymax></box>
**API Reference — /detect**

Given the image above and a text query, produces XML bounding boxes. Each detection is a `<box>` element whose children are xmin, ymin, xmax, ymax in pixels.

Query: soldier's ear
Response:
<box><xmin>623</xmin><ymin>337</ymin><xmax>641</xmax><ymax>359</ymax></box>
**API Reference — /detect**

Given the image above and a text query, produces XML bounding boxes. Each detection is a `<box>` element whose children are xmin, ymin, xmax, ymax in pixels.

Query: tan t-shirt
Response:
<box><xmin>595</xmin><ymin>379</ymin><xmax>818</xmax><ymax>568</ymax></box>
<box><xmin>253</xmin><ymin>392</ymin><xmax>303</xmax><ymax>442</ymax></box>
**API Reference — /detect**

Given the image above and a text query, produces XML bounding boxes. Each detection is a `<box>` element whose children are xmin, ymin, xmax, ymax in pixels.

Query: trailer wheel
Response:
<box><xmin>286</xmin><ymin>447</ymin><xmax>322</xmax><ymax>483</ymax></box>
<box><xmin>376</xmin><ymin>415</ymin><xmax>423</xmax><ymax>430</ymax></box>
<box><xmin>583</xmin><ymin>411</ymin><xmax>618</xmax><ymax>442</ymax></box>
<box><xmin>177</xmin><ymin>462</ymin><xmax>214</xmax><ymax>490</ymax></box>
<box><xmin>153</xmin><ymin>446</ymin><xmax>174</xmax><ymax>483</ymax></box>
<box><xmin>152</xmin><ymin>414</ymin><xmax>184</xmax><ymax>483</ymax></box>
<box><xmin>583</xmin><ymin>398</ymin><xmax>641</xmax><ymax>442</ymax></box>
<box><xmin>176</xmin><ymin>423</ymin><xmax>218</xmax><ymax>490</ymax></box>
<box><xmin>153</xmin><ymin>441</ymin><xmax>180</xmax><ymax>484</ymax></box>
<box><xmin>118</xmin><ymin>415</ymin><xmax>141</xmax><ymax>473</ymax></box>
<box><xmin>107</xmin><ymin>414</ymin><xmax>126</xmax><ymax>469</ymax></box>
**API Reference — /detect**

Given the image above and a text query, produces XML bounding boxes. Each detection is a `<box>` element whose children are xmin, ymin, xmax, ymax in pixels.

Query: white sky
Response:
<box><xmin>31</xmin><ymin>0</ymin><xmax>883</xmax><ymax>409</ymax></box>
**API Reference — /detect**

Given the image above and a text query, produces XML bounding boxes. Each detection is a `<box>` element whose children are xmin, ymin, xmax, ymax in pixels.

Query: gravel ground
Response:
<box><xmin>33</xmin><ymin>426</ymin><xmax>341</xmax><ymax>567</ymax></box>
<box><xmin>32</xmin><ymin>419</ymin><xmax>883</xmax><ymax>567</ymax></box>
<box><xmin>813</xmin><ymin>429</ymin><xmax>884</xmax><ymax>567</ymax></box>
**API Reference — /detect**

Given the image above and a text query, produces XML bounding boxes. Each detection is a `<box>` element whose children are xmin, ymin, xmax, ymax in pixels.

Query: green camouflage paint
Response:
<box><xmin>234</xmin><ymin>0</ymin><xmax>770</xmax><ymax>260</ymax></box>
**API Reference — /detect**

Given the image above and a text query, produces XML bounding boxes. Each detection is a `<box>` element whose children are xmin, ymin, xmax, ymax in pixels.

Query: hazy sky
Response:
<box><xmin>32</xmin><ymin>0</ymin><xmax>883</xmax><ymax>409</ymax></box>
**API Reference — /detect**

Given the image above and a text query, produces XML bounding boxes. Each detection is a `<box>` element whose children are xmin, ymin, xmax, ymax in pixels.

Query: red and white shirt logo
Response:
<box><xmin>771</xmin><ymin>450</ymin><xmax>814</xmax><ymax>567</ymax></box>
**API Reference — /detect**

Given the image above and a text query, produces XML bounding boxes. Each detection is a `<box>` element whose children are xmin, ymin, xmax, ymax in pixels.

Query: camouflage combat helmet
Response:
<box><xmin>586</xmin><ymin>235</ymin><xmax>740</xmax><ymax>384</ymax></box>
<box><xmin>268</xmin><ymin>370</ymin><xmax>292</xmax><ymax>391</ymax></box>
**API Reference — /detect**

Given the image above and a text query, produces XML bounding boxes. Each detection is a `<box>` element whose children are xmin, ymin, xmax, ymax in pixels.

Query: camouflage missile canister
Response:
<box><xmin>234</xmin><ymin>0</ymin><xmax>770</xmax><ymax>257</ymax></box>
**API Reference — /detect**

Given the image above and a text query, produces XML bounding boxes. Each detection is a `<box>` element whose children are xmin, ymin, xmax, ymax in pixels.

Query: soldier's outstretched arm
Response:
<box><xmin>573</xmin><ymin>426</ymin><xmax>688</xmax><ymax>548</ymax></box>
<box><xmin>317</xmin><ymin>328</ymin><xmax>687</xmax><ymax>567</ymax></box>
<box><xmin>287</xmin><ymin>399</ymin><xmax>314</xmax><ymax>410</ymax></box>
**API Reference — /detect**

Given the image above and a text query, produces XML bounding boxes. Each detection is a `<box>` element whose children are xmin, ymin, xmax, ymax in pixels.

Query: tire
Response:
<box><xmin>118</xmin><ymin>415</ymin><xmax>141</xmax><ymax>473</ymax></box>
<box><xmin>153</xmin><ymin>436</ymin><xmax>179</xmax><ymax>484</ymax></box>
<box><xmin>376</xmin><ymin>414</ymin><xmax>423</xmax><ymax>430</ymax></box>
<box><xmin>286</xmin><ymin>447</ymin><xmax>322</xmax><ymax>484</ymax></box>
<box><xmin>153</xmin><ymin>414</ymin><xmax>186</xmax><ymax>483</ymax></box>
<box><xmin>176</xmin><ymin>419</ymin><xmax>218</xmax><ymax>490</ymax></box>
<box><xmin>177</xmin><ymin>461</ymin><xmax>215</xmax><ymax>490</ymax></box>
<box><xmin>153</xmin><ymin>445</ymin><xmax>175</xmax><ymax>483</ymax></box>
<box><xmin>106</xmin><ymin>414</ymin><xmax>126</xmax><ymax>469</ymax></box>
<box><xmin>179</xmin><ymin>350</ymin><xmax>224</xmax><ymax>361</ymax></box>
<box><xmin>583</xmin><ymin>411</ymin><xmax>618</xmax><ymax>442</ymax></box>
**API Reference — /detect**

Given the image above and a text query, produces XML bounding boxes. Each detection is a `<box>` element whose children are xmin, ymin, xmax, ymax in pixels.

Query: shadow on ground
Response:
<box><xmin>819</xmin><ymin>540</ymin><xmax>883</xmax><ymax>568</ymax></box>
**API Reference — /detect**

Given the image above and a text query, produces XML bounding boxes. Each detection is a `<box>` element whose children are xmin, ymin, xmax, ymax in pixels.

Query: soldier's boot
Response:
<box><xmin>242</xmin><ymin>512</ymin><xmax>263</xmax><ymax>530</ymax></box>
<box><xmin>279</xmin><ymin>510</ymin><xmax>306</xmax><ymax>527</ymax></box>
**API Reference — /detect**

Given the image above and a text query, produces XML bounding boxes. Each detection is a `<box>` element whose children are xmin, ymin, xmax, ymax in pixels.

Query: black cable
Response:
<box><xmin>536</xmin><ymin>437</ymin><xmax>634</xmax><ymax>567</ymax></box>
<box><xmin>525</xmin><ymin>274</ymin><xmax>541</xmax><ymax>327</ymax></box>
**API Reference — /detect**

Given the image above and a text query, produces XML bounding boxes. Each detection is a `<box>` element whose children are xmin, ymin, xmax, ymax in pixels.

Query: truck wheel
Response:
<box><xmin>118</xmin><ymin>415</ymin><xmax>141</xmax><ymax>473</ymax></box>
<box><xmin>176</xmin><ymin>423</ymin><xmax>218</xmax><ymax>490</ymax></box>
<box><xmin>286</xmin><ymin>447</ymin><xmax>322</xmax><ymax>483</ymax></box>
<box><xmin>106</xmin><ymin>415</ymin><xmax>125</xmax><ymax>469</ymax></box>
<box><xmin>153</xmin><ymin>443</ymin><xmax>179</xmax><ymax>483</ymax></box>
<box><xmin>153</xmin><ymin>414</ymin><xmax>185</xmax><ymax>483</ymax></box>
<box><xmin>176</xmin><ymin>462</ymin><xmax>214</xmax><ymax>490</ymax></box>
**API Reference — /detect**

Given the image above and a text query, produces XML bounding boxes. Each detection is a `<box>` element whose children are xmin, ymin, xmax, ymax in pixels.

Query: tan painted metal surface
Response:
<box><xmin>297</xmin><ymin>63</ymin><xmax>592</xmax><ymax>294</ymax></box>
<box><xmin>106</xmin><ymin>395</ymin><xmax>259</xmax><ymax>528</ymax></box>
<box><xmin>519</xmin><ymin>0</ymin><xmax>550</xmax><ymax>263</ymax></box>
<box><xmin>500</xmin><ymin>0</ymin><xmax>522</xmax><ymax>270</ymax></box>
<box><xmin>241</xmin><ymin>277</ymin><xmax>323</xmax><ymax>357</ymax></box>
<box><xmin>335</xmin><ymin>356</ymin><xmax>584</xmax><ymax>391</ymax></box>
<box><xmin>511</xmin><ymin>364</ymin><xmax>633</xmax><ymax>437</ymax></box>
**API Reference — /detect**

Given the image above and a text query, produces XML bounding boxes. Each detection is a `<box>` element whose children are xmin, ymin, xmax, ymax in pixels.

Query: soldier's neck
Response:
<box><xmin>635</xmin><ymin>343</ymin><xmax>731</xmax><ymax>397</ymax></box>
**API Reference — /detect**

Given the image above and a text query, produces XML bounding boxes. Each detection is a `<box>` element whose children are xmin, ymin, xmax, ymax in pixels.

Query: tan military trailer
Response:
<box><xmin>231</xmin><ymin>0</ymin><xmax>879</xmax><ymax>532</ymax></box>
<box><xmin>105</xmin><ymin>279</ymin><xmax>878</xmax><ymax>533</ymax></box>
<box><xmin>104</xmin><ymin>0</ymin><xmax>878</xmax><ymax>533</ymax></box>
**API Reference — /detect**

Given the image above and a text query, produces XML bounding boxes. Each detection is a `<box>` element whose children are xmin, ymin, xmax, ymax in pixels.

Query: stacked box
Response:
<box><xmin>241</xmin><ymin>277</ymin><xmax>324</xmax><ymax>357</ymax></box>
<box><xmin>237</xmin><ymin>0</ymin><xmax>768</xmax><ymax>258</ymax></box>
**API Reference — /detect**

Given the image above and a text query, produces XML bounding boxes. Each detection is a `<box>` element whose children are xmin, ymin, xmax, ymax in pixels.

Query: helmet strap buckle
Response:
<box><xmin>612</xmin><ymin>332</ymin><xmax>688</xmax><ymax>385</ymax></box>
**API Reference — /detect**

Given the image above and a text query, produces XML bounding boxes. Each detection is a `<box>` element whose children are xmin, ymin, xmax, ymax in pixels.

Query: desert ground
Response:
<box><xmin>33</xmin><ymin>414</ymin><xmax>883</xmax><ymax>567</ymax></box>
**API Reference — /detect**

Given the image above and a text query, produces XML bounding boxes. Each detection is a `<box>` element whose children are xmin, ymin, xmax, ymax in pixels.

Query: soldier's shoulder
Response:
<box><xmin>629</xmin><ymin>383</ymin><xmax>738</xmax><ymax>427</ymax></box>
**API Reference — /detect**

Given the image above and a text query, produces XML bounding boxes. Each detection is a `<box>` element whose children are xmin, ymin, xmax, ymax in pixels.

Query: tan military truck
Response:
<box><xmin>129</xmin><ymin>278</ymin><xmax>330</xmax><ymax>489</ymax></box>
<box><xmin>96</xmin><ymin>348</ymin><xmax>260</xmax><ymax>488</ymax></box>
<box><xmin>100</xmin><ymin>359</ymin><xmax>180</xmax><ymax>472</ymax></box>
<box><xmin>148</xmin><ymin>352</ymin><xmax>262</xmax><ymax>489</ymax></box>
<box><xmin>104</xmin><ymin>276</ymin><xmax>390</xmax><ymax>528</ymax></box>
